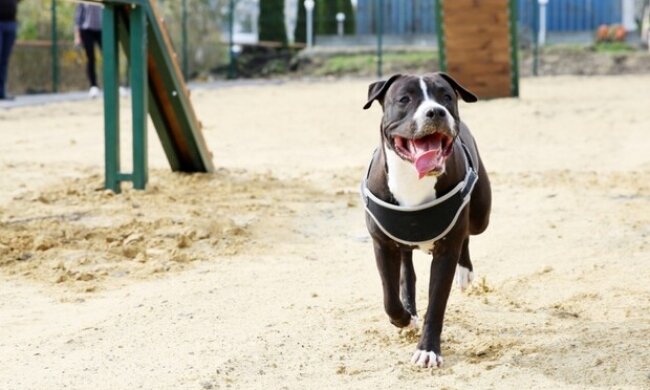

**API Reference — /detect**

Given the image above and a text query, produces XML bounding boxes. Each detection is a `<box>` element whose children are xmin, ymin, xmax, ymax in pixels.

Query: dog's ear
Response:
<box><xmin>363</xmin><ymin>74</ymin><xmax>402</xmax><ymax>110</ymax></box>
<box><xmin>438</xmin><ymin>72</ymin><xmax>478</xmax><ymax>103</ymax></box>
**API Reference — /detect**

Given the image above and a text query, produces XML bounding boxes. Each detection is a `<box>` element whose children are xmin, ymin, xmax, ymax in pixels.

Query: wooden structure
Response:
<box><xmin>435</xmin><ymin>0</ymin><xmax>519</xmax><ymax>98</ymax></box>
<box><xmin>88</xmin><ymin>0</ymin><xmax>214</xmax><ymax>193</ymax></box>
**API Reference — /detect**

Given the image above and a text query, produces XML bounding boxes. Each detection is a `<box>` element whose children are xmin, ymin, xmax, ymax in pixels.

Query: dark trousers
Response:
<box><xmin>0</xmin><ymin>21</ymin><xmax>17</xmax><ymax>98</ymax></box>
<box><xmin>80</xmin><ymin>29</ymin><xmax>102</xmax><ymax>88</ymax></box>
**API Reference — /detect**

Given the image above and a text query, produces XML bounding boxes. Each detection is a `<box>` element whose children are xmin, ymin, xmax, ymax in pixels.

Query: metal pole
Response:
<box><xmin>336</xmin><ymin>12</ymin><xmax>345</xmax><ymax>37</ymax></box>
<box><xmin>102</xmin><ymin>5</ymin><xmax>121</xmax><ymax>193</ymax></box>
<box><xmin>305</xmin><ymin>0</ymin><xmax>314</xmax><ymax>48</ymax></box>
<box><xmin>228</xmin><ymin>0</ymin><xmax>236</xmax><ymax>79</ymax></box>
<box><xmin>131</xmin><ymin>5</ymin><xmax>149</xmax><ymax>190</ymax></box>
<box><xmin>538</xmin><ymin>0</ymin><xmax>548</xmax><ymax>46</ymax></box>
<box><xmin>376</xmin><ymin>0</ymin><xmax>383</xmax><ymax>78</ymax></box>
<box><xmin>435</xmin><ymin>0</ymin><xmax>446</xmax><ymax>72</ymax></box>
<box><xmin>182</xmin><ymin>0</ymin><xmax>189</xmax><ymax>80</ymax></box>
<box><xmin>509</xmin><ymin>0</ymin><xmax>520</xmax><ymax>97</ymax></box>
<box><xmin>532</xmin><ymin>0</ymin><xmax>539</xmax><ymax>76</ymax></box>
<box><xmin>51</xmin><ymin>0</ymin><xmax>59</xmax><ymax>93</ymax></box>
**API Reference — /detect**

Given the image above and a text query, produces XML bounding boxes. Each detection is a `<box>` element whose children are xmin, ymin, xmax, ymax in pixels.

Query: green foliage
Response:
<box><xmin>157</xmin><ymin>0</ymin><xmax>225</xmax><ymax>77</ymax></box>
<box><xmin>295</xmin><ymin>1</ymin><xmax>307</xmax><ymax>43</ymax></box>
<box><xmin>16</xmin><ymin>0</ymin><xmax>76</xmax><ymax>41</ymax></box>
<box><xmin>340</xmin><ymin>0</ymin><xmax>355</xmax><ymax>35</ymax></box>
<box><xmin>593</xmin><ymin>42</ymin><xmax>635</xmax><ymax>53</ymax></box>
<box><xmin>259</xmin><ymin>0</ymin><xmax>287</xmax><ymax>45</ymax></box>
<box><xmin>315</xmin><ymin>0</ymin><xmax>355</xmax><ymax>36</ymax></box>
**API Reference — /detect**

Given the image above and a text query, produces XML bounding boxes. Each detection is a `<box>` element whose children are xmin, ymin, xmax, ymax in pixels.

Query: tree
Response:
<box><xmin>259</xmin><ymin>0</ymin><xmax>287</xmax><ymax>45</ymax></box>
<box><xmin>340</xmin><ymin>0</ymin><xmax>355</xmax><ymax>35</ymax></box>
<box><xmin>315</xmin><ymin>0</ymin><xmax>355</xmax><ymax>36</ymax></box>
<box><xmin>295</xmin><ymin>1</ymin><xmax>307</xmax><ymax>43</ymax></box>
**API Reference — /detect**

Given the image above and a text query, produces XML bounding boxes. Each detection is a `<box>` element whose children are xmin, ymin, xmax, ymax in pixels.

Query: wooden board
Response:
<box><xmin>440</xmin><ymin>0</ymin><xmax>516</xmax><ymax>98</ymax></box>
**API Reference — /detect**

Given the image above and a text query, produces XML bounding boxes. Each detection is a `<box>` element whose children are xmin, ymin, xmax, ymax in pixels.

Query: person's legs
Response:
<box><xmin>93</xmin><ymin>29</ymin><xmax>102</xmax><ymax>51</ymax></box>
<box><xmin>80</xmin><ymin>29</ymin><xmax>98</xmax><ymax>87</ymax></box>
<box><xmin>91</xmin><ymin>30</ymin><xmax>102</xmax><ymax>89</ymax></box>
<box><xmin>0</xmin><ymin>22</ymin><xmax>18</xmax><ymax>99</ymax></box>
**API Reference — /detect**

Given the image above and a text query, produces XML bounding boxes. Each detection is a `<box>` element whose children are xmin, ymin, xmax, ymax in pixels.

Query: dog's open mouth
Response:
<box><xmin>393</xmin><ymin>133</ymin><xmax>454</xmax><ymax>178</ymax></box>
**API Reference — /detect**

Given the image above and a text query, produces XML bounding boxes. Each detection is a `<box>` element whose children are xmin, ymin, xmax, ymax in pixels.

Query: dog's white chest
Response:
<box><xmin>385</xmin><ymin>147</ymin><xmax>437</xmax><ymax>207</ymax></box>
<box><xmin>384</xmin><ymin>146</ymin><xmax>439</xmax><ymax>254</ymax></box>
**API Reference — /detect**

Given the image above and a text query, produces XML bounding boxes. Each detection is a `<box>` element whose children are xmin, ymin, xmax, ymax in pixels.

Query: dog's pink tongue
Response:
<box><xmin>415</xmin><ymin>150</ymin><xmax>440</xmax><ymax>179</ymax></box>
<box><xmin>412</xmin><ymin>135</ymin><xmax>443</xmax><ymax>179</ymax></box>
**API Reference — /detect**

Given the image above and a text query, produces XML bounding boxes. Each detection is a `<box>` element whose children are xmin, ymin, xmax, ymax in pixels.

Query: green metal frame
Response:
<box><xmin>51</xmin><ymin>0</ymin><xmax>59</xmax><ymax>93</ymax></box>
<box><xmin>130</xmin><ymin>5</ymin><xmax>149</xmax><ymax>189</ymax></box>
<box><xmin>509</xmin><ymin>0</ymin><xmax>520</xmax><ymax>97</ymax></box>
<box><xmin>434</xmin><ymin>0</ymin><xmax>519</xmax><ymax>97</ymax></box>
<box><xmin>434</xmin><ymin>0</ymin><xmax>446</xmax><ymax>72</ymax></box>
<box><xmin>102</xmin><ymin>5</ymin><xmax>121</xmax><ymax>192</ymax></box>
<box><xmin>99</xmin><ymin>0</ymin><xmax>214</xmax><ymax>193</ymax></box>
<box><xmin>376</xmin><ymin>0</ymin><xmax>384</xmax><ymax>78</ymax></box>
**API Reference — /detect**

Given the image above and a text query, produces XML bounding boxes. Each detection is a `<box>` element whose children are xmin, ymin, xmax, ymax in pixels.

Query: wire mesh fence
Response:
<box><xmin>7</xmin><ymin>0</ymin><xmax>367</xmax><ymax>94</ymax></box>
<box><xmin>8</xmin><ymin>0</ymin><xmax>230</xmax><ymax>95</ymax></box>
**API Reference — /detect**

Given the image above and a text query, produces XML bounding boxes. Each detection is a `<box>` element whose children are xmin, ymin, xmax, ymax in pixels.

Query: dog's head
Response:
<box><xmin>364</xmin><ymin>73</ymin><xmax>477</xmax><ymax>178</ymax></box>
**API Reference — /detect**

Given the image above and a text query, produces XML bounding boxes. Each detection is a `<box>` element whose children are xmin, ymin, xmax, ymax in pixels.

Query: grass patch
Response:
<box><xmin>314</xmin><ymin>51</ymin><xmax>438</xmax><ymax>76</ymax></box>
<box><xmin>593</xmin><ymin>42</ymin><xmax>635</xmax><ymax>53</ymax></box>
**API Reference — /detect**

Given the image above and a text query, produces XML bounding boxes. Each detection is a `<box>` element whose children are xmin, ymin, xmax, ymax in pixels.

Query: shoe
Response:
<box><xmin>119</xmin><ymin>86</ymin><xmax>130</xmax><ymax>97</ymax></box>
<box><xmin>0</xmin><ymin>95</ymin><xmax>15</xmax><ymax>101</ymax></box>
<box><xmin>89</xmin><ymin>86</ymin><xmax>101</xmax><ymax>98</ymax></box>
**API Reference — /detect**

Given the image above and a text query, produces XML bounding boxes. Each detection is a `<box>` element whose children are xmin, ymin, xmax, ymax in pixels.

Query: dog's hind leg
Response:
<box><xmin>455</xmin><ymin>238</ymin><xmax>474</xmax><ymax>291</ymax></box>
<box><xmin>400</xmin><ymin>250</ymin><xmax>418</xmax><ymax>326</ymax></box>
<box><xmin>373</xmin><ymin>240</ymin><xmax>415</xmax><ymax>328</ymax></box>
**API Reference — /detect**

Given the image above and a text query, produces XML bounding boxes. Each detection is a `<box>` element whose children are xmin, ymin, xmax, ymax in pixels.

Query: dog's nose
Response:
<box><xmin>426</xmin><ymin>108</ymin><xmax>446</xmax><ymax>119</ymax></box>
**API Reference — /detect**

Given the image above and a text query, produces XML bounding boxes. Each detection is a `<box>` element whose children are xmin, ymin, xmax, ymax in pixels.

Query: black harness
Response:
<box><xmin>360</xmin><ymin>140</ymin><xmax>478</xmax><ymax>247</ymax></box>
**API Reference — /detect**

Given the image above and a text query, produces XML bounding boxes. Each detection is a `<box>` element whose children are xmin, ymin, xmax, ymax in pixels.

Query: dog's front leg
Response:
<box><xmin>411</xmin><ymin>242</ymin><xmax>461</xmax><ymax>368</ymax></box>
<box><xmin>373</xmin><ymin>240</ymin><xmax>415</xmax><ymax>328</ymax></box>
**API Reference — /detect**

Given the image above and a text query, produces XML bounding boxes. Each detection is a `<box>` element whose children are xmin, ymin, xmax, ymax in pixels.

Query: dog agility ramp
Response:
<box><xmin>93</xmin><ymin>0</ymin><xmax>214</xmax><ymax>192</ymax></box>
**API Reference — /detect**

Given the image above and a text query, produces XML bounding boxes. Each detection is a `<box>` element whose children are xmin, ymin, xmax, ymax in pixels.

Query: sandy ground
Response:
<box><xmin>1</xmin><ymin>75</ymin><xmax>649</xmax><ymax>389</ymax></box>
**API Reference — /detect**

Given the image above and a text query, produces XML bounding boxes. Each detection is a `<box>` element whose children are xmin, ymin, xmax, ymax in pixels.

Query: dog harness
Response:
<box><xmin>360</xmin><ymin>140</ymin><xmax>478</xmax><ymax>246</ymax></box>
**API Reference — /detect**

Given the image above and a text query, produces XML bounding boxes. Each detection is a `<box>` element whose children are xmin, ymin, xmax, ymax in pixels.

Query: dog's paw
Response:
<box><xmin>411</xmin><ymin>349</ymin><xmax>443</xmax><ymax>368</ymax></box>
<box><xmin>406</xmin><ymin>315</ymin><xmax>420</xmax><ymax>330</ymax></box>
<box><xmin>455</xmin><ymin>266</ymin><xmax>474</xmax><ymax>292</ymax></box>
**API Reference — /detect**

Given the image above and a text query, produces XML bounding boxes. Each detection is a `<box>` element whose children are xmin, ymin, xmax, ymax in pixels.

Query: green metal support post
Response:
<box><xmin>435</xmin><ymin>0</ymin><xmax>446</xmax><ymax>72</ymax></box>
<box><xmin>102</xmin><ymin>4</ymin><xmax>121</xmax><ymax>193</ymax></box>
<box><xmin>181</xmin><ymin>0</ymin><xmax>189</xmax><ymax>80</ymax></box>
<box><xmin>51</xmin><ymin>0</ymin><xmax>59</xmax><ymax>93</ymax></box>
<box><xmin>376</xmin><ymin>0</ymin><xmax>383</xmax><ymax>78</ymax></box>
<box><xmin>130</xmin><ymin>5</ymin><xmax>149</xmax><ymax>190</ymax></box>
<box><xmin>532</xmin><ymin>0</ymin><xmax>539</xmax><ymax>76</ymax></box>
<box><xmin>509</xmin><ymin>0</ymin><xmax>520</xmax><ymax>96</ymax></box>
<box><xmin>228</xmin><ymin>0</ymin><xmax>236</xmax><ymax>79</ymax></box>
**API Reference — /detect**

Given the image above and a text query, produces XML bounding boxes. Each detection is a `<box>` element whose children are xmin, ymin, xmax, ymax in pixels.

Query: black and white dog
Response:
<box><xmin>361</xmin><ymin>73</ymin><xmax>491</xmax><ymax>368</ymax></box>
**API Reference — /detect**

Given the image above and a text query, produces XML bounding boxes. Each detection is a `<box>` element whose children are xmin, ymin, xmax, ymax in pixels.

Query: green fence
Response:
<box><xmin>8</xmin><ymin>0</ymin><xmax>227</xmax><ymax>95</ymax></box>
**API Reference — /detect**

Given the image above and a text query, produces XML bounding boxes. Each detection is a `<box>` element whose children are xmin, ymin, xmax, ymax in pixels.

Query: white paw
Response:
<box><xmin>411</xmin><ymin>349</ymin><xmax>443</xmax><ymax>368</ymax></box>
<box><xmin>406</xmin><ymin>316</ymin><xmax>420</xmax><ymax>330</ymax></box>
<box><xmin>455</xmin><ymin>266</ymin><xmax>474</xmax><ymax>292</ymax></box>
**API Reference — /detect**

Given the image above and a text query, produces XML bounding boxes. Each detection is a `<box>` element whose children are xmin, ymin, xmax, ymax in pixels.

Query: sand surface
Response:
<box><xmin>1</xmin><ymin>75</ymin><xmax>649</xmax><ymax>389</ymax></box>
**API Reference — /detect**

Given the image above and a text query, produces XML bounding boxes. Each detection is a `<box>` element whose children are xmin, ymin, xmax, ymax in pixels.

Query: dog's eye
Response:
<box><xmin>399</xmin><ymin>96</ymin><xmax>410</xmax><ymax>104</ymax></box>
<box><xmin>444</xmin><ymin>94</ymin><xmax>453</xmax><ymax>103</ymax></box>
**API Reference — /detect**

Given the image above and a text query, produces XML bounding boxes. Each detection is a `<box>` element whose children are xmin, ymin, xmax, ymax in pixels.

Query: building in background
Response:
<box><xmin>355</xmin><ymin>0</ymin><xmax>636</xmax><ymax>46</ymax></box>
